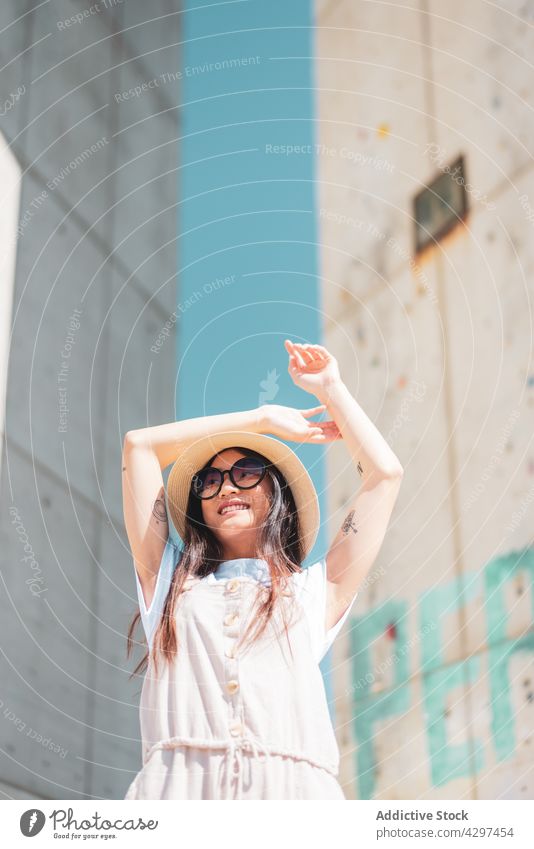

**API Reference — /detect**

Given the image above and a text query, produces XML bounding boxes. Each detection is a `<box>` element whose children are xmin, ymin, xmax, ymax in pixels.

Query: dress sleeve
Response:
<box><xmin>134</xmin><ymin>535</ymin><xmax>179</xmax><ymax>651</ymax></box>
<box><xmin>292</xmin><ymin>558</ymin><xmax>358</xmax><ymax>664</ymax></box>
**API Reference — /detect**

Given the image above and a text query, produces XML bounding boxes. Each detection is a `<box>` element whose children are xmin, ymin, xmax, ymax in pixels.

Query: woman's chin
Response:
<box><xmin>218</xmin><ymin>523</ymin><xmax>253</xmax><ymax>534</ymax></box>
<box><xmin>218</xmin><ymin>512</ymin><xmax>254</xmax><ymax>525</ymax></box>
<box><xmin>215</xmin><ymin>518</ymin><xmax>263</xmax><ymax>536</ymax></box>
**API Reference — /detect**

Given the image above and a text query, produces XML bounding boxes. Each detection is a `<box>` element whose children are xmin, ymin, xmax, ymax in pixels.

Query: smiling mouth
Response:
<box><xmin>218</xmin><ymin>504</ymin><xmax>250</xmax><ymax>516</ymax></box>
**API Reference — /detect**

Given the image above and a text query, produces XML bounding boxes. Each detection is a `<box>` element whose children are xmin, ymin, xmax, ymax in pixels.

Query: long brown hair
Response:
<box><xmin>126</xmin><ymin>446</ymin><xmax>305</xmax><ymax>677</ymax></box>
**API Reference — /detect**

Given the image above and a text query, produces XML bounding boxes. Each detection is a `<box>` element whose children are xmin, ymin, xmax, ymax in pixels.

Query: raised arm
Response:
<box><xmin>319</xmin><ymin>380</ymin><xmax>403</xmax><ymax>630</ymax></box>
<box><xmin>122</xmin><ymin>406</ymin><xmax>264</xmax><ymax>609</ymax></box>
<box><xmin>284</xmin><ymin>340</ymin><xmax>403</xmax><ymax>632</ymax></box>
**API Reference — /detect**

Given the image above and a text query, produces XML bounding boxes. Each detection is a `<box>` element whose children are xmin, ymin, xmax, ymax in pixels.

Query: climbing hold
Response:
<box><xmin>377</xmin><ymin>123</ymin><xmax>390</xmax><ymax>139</ymax></box>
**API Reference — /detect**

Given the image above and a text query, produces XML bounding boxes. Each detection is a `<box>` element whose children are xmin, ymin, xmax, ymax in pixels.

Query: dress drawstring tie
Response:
<box><xmin>224</xmin><ymin>735</ymin><xmax>269</xmax><ymax>800</ymax></box>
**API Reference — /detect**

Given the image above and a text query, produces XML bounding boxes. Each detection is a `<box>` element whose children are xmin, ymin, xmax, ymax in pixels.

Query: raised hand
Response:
<box><xmin>285</xmin><ymin>340</ymin><xmax>342</xmax><ymax>402</ymax></box>
<box><xmin>262</xmin><ymin>403</ymin><xmax>343</xmax><ymax>444</ymax></box>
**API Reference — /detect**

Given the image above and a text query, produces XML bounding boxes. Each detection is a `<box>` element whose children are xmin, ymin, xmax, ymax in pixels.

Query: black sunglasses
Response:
<box><xmin>191</xmin><ymin>457</ymin><xmax>268</xmax><ymax>500</ymax></box>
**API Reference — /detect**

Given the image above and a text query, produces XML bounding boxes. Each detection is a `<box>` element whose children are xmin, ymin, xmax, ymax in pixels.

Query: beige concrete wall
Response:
<box><xmin>315</xmin><ymin>0</ymin><xmax>534</xmax><ymax>800</ymax></box>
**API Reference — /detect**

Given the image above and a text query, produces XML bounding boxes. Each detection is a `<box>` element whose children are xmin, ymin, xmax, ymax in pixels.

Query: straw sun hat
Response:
<box><xmin>166</xmin><ymin>431</ymin><xmax>320</xmax><ymax>558</ymax></box>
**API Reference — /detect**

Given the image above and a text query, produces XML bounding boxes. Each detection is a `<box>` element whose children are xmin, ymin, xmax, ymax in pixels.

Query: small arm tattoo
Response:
<box><xmin>342</xmin><ymin>510</ymin><xmax>358</xmax><ymax>535</ymax></box>
<box><xmin>152</xmin><ymin>486</ymin><xmax>167</xmax><ymax>523</ymax></box>
<box><xmin>357</xmin><ymin>461</ymin><xmax>363</xmax><ymax>476</ymax></box>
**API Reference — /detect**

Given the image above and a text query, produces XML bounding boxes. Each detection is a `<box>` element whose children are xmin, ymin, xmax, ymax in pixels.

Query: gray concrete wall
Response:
<box><xmin>0</xmin><ymin>0</ymin><xmax>180</xmax><ymax>799</ymax></box>
<box><xmin>315</xmin><ymin>0</ymin><xmax>534</xmax><ymax>799</ymax></box>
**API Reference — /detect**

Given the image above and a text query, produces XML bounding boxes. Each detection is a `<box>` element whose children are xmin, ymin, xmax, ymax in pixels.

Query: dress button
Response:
<box><xmin>223</xmin><ymin>612</ymin><xmax>239</xmax><ymax>627</ymax></box>
<box><xmin>226</xmin><ymin>679</ymin><xmax>240</xmax><ymax>695</ymax></box>
<box><xmin>225</xmin><ymin>643</ymin><xmax>238</xmax><ymax>658</ymax></box>
<box><xmin>225</xmin><ymin>578</ymin><xmax>240</xmax><ymax>593</ymax></box>
<box><xmin>229</xmin><ymin>721</ymin><xmax>243</xmax><ymax>736</ymax></box>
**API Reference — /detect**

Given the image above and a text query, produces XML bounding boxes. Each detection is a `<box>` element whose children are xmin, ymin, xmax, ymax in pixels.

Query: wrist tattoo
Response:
<box><xmin>342</xmin><ymin>510</ymin><xmax>358</xmax><ymax>535</ymax></box>
<box><xmin>152</xmin><ymin>486</ymin><xmax>167</xmax><ymax>522</ymax></box>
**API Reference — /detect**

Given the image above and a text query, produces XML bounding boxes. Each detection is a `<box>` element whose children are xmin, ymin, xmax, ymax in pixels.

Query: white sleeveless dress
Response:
<box><xmin>124</xmin><ymin>537</ymin><xmax>358</xmax><ymax>800</ymax></box>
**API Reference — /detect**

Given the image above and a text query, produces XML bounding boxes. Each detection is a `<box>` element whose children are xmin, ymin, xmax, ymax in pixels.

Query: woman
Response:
<box><xmin>122</xmin><ymin>340</ymin><xmax>403</xmax><ymax>800</ymax></box>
